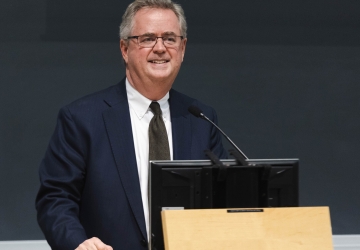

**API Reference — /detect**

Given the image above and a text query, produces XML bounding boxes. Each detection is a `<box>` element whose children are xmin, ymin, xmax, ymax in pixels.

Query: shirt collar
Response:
<box><xmin>126</xmin><ymin>78</ymin><xmax>170</xmax><ymax>119</ymax></box>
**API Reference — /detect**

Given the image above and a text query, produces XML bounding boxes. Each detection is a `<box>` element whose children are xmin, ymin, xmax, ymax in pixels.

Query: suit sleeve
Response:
<box><xmin>36</xmin><ymin>107</ymin><xmax>88</xmax><ymax>250</ymax></box>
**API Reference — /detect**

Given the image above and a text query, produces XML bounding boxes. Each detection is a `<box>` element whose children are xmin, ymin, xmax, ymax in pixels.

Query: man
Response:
<box><xmin>36</xmin><ymin>0</ymin><xmax>226</xmax><ymax>249</ymax></box>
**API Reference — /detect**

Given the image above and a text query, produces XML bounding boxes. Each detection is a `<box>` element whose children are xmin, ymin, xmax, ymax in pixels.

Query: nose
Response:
<box><xmin>152</xmin><ymin>37</ymin><xmax>166</xmax><ymax>53</ymax></box>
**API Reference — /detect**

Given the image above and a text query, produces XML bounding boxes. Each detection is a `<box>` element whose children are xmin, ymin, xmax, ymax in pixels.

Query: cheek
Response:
<box><xmin>128</xmin><ymin>52</ymin><xmax>144</xmax><ymax>68</ymax></box>
<box><xmin>174</xmin><ymin>53</ymin><xmax>184</xmax><ymax>66</ymax></box>
<box><xmin>134</xmin><ymin>51</ymin><xmax>149</xmax><ymax>66</ymax></box>
<box><xmin>169</xmin><ymin>49</ymin><xmax>183</xmax><ymax>63</ymax></box>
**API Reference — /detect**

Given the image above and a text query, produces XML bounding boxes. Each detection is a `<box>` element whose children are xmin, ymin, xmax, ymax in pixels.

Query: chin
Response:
<box><xmin>148</xmin><ymin>71</ymin><xmax>173</xmax><ymax>81</ymax></box>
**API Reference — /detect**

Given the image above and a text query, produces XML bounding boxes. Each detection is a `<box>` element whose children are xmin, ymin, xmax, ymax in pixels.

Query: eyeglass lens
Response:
<box><xmin>138</xmin><ymin>35</ymin><xmax>180</xmax><ymax>47</ymax></box>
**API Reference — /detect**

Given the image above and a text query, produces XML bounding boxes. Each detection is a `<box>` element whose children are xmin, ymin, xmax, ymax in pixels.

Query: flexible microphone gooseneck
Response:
<box><xmin>188</xmin><ymin>105</ymin><xmax>248</xmax><ymax>160</ymax></box>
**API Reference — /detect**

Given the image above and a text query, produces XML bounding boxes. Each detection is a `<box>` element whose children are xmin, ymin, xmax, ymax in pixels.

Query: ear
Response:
<box><xmin>181</xmin><ymin>38</ymin><xmax>187</xmax><ymax>62</ymax></box>
<box><xmin>120</xmin><ymin>39</ymin><xmax>129</xmax><ymax>64</ymax></box>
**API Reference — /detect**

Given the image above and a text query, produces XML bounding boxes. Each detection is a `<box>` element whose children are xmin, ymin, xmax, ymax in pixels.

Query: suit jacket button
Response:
<box><xmin>140</xmin><ymin>239</ymin><xmax>147</xmax><ymax>247</ymax></box>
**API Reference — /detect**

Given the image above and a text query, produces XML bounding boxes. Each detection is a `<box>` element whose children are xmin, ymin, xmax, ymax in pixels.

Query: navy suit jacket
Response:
<box><xmin>36</xmin><ymin>79</ymin><xmax>226</xmax><ymax>250</ymax></box>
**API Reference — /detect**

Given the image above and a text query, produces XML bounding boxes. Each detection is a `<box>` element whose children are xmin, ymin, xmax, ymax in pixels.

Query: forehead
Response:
<box><xmin>132</xmin><ymin>8</ymin><xmax>181</xmax><ymax>35</ymax></box>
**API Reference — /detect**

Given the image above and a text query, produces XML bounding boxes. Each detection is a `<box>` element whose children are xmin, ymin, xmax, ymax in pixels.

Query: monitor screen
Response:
<box><xmin>149</xmin><ymin>158</ymin><xmax>299</xmax><ymax>250</ymax></box>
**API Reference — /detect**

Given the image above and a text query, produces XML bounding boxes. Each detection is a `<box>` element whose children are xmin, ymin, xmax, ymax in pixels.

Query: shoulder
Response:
<box><xmin>169</xmin><ymin>88</ymin><xmax>217</xmax><ymax>118</ymax></box>
<box><xmin>69</xmin><ymin>83</ymin><xmax>122</xmax><ymax>108</ymax></box>
<box><xmin>61</xmin><ymin>80</ymin><xmax>125</xmax><ymax>113</ymax></box>
<box><xmin>56</xmin><ymin>80</ymin><xmax>127</xmax><ymax>125</ymax></box>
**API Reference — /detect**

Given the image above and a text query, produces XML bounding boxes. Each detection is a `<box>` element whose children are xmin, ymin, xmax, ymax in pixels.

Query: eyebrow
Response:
<box><xmin>140</xmin><ymin>31</ymin><xmax>177</xmax><ymax>36</ymax></box>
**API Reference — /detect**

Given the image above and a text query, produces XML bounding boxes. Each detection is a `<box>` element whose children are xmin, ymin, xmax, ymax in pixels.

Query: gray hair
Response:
<box><xmin>119</xmin><ymin>0</ymin><xmax>187</xmax><ymax>39</ymax></box>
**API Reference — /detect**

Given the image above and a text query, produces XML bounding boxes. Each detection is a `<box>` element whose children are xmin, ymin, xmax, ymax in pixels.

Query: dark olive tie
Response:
<box><xmin>148</xmin><ymin>102</ymin><xmax>170</xmax><ymax>160</ymax></box>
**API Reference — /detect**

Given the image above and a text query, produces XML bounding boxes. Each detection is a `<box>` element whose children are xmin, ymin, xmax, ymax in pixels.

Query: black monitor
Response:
<box><xmin>149</xmin><ymin>158</ymin><xmax>299</xmax><ymax>250</ymax></box>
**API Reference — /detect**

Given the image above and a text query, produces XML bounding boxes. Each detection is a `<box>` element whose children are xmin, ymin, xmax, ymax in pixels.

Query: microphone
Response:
<box><xmin>188</xmin><ymin>105</ymin><xmax>248</xmax><ymax>160</ymax></box>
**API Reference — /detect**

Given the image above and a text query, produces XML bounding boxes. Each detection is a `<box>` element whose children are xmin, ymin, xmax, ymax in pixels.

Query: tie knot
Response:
<box><xmin>150</xmin><ymin>102</ymin><xmax>162</xmax><ymax>116</ymax></box>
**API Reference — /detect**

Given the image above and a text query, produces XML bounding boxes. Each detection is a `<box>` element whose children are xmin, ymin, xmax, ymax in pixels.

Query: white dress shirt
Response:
<box><xmin>125</xmin><ymin>79</ymin><xmax>173</xmax><ymax>240</ymax></box>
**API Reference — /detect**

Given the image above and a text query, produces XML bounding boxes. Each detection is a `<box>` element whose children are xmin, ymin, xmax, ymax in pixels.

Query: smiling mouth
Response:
<box><xmin>149</xmin><ymin>60</ymin><xmax>169</xmax><ymax>64</ymax></box>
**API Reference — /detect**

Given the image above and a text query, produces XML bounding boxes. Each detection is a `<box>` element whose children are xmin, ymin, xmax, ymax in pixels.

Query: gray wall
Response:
<box><xmin>0</xmin><ymin>0</ymin><xmax>359</xmax><ymax>240</ymax></box>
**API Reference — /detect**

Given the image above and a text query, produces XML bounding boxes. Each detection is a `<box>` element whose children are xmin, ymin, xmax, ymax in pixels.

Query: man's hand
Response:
<box><xmin>75</xmin><ymin>237</ymin><xmax>113</xmax><ymax>250</ymax></box>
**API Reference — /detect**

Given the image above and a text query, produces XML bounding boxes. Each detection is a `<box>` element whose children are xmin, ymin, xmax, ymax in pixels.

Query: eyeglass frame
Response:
<box><xmin>126</xmin><ymin>34</ymin><xmax>184</xmax><ymax>48</ymax></box>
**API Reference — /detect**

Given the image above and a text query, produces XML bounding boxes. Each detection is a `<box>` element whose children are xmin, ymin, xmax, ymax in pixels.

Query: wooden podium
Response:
<box><xmin>161</xmin><ymin>207</ymin><xmax>333</xmax><ymax>250</ymax></box>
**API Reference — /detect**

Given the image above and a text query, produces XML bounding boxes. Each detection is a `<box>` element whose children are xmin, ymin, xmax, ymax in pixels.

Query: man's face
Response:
<box><xmin>120</xmin><ymin>8</ymin><xmax>187</xmax><ymax>99</ymax></box>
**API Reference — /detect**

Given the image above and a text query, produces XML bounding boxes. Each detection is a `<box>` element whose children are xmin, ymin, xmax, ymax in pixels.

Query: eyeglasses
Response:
<box><xmin>127</xmin><ymin>34</ymin><xmax>184</xmax><ymax>48</ymax></box>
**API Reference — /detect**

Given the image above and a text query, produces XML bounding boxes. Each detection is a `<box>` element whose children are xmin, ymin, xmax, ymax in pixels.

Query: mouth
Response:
<box><xmin>149</xmin><ymin>60</ymin><xmax>170</xmax><ymax>64</ymax></box>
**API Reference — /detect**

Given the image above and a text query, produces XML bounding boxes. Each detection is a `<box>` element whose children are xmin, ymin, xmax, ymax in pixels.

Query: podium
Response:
<box><xmin>161</xmin><ymin>207</ymin><xmax>333</xmax><ymax>250</ymax></box>
<box><xmin>149</xmin><ymin>158</ymin><xmax>300</xmax><ymax>249</ymax></box>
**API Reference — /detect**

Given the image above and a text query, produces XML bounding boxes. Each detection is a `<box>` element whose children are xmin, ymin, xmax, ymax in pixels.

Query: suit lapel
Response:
<box><xmin>101</xmin><ymin>84</ymin><xmax>193</xmax><ymax>240</ymax></box>
<box><xmin>102</xmin><ymin>80</ymin><xmax>147</xmax><ymax>240</ymax></box>
<box><xmin>169</xmin><ymin>90</ymin><xmax>192</xmax><ymax>160</ymax></box>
